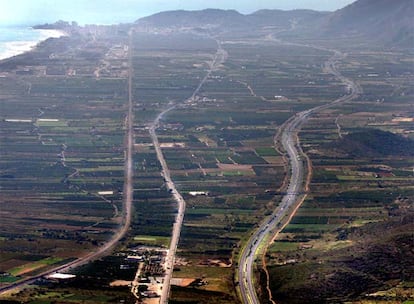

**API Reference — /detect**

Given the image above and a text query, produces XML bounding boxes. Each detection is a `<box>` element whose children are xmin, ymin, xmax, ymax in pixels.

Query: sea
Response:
<box><xmin>0</xmin><ymin>26</ymin><xmax>65</xmax><ymax>61</ymax></box>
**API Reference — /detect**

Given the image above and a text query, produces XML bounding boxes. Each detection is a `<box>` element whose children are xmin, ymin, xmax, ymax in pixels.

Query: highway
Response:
<box><xmin>0</xmin><ymin>31</ymin><xmax>136</xmax><ymax>296</ymax></box>
<box><xmin>238</xmin><ymin>47</ymin><xmax>362</xmax><ymax>304</ymax></box>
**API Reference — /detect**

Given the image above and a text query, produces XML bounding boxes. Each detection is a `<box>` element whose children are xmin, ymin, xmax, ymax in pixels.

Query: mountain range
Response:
<box><xmin>136</xmin><ymin>0</ymin><xmax>414</xmax><ymax>48</ymax></box>
<box><xmin>323</xmin><ymin>0</ymin><xmax>413</xmax><ymax>47</ymax></box>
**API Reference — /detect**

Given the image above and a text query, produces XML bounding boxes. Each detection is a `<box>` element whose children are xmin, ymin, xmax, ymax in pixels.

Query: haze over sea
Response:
<box><xmin>0</xmin><ymin>26</ymin><xmax>64</xmax><ymax>61</ymax></box>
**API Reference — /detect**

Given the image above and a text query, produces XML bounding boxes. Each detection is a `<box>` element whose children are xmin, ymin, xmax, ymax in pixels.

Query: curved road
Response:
<box><xmin>238</xmin><ymin>48</ymin><xmax>362</xmax><ymax>304</ymax></box>
<box><xmin>151</xmin><ymin>40</ymin><xmax>226</xmax><ymax>303</ymax></box>
<box><xmin>149</xmin><ymin>105</ymin><xmax>186</xmax><ymax>304</ymax></box>
<box><xmin>0</xmin><ymin>32</ymin><xmax>135</xmax><ymax>295</ymax></box>
<box><xmin>0</xmin><ymin>34</ymin><xmax>225</xmax><ymax>300</ymax></box>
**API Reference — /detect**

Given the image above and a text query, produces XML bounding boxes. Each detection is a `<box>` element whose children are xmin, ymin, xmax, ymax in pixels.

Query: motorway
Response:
<box><xmin>0</xmin><ymin>34</ymin><xmax>360</xmax><ymax>303</ymax></box>
<box><xmin>0</xmin><ymin>32</ymin><xmax>136</xmax><ymax>296</ymax></box>
<box><xmin>238</xmin><ymin>48</ymin><xmax>362</xmax><ymax>304</ymax></box>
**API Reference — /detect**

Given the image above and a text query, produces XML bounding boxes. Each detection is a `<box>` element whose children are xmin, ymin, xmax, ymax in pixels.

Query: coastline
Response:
<box><xmin>0</xmin><ymin>28</ymin><xmax>67</xmax><ymax>61</ymax></box>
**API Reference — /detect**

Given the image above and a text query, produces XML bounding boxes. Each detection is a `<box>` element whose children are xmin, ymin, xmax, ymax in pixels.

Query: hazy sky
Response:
<box><xmin>0</xmin><ymin>0</ymin><xmax>356</xmax><ymax>26</ymax></box>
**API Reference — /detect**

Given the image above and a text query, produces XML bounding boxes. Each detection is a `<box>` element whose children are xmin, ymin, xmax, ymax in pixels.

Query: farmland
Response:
<box><xmin>0</xmin><ymin>27</ymin><xmax>130</xmax><ymax>291</ymax></box>
<box><xmin>264</xmin><ymin>49</ymin><xmax>414</xmax><ymax>304</ymax></box>
<box><xmin>0</xmin><ymin>9</ymin><xmax>413</xmax><ymax>304</ymax></box>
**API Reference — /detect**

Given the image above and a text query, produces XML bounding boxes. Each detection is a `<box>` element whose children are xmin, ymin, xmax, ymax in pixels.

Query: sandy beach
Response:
<box><xmin>0</xmin><ymin>28</ymin><xmax>67</xmax><ymax>61</ymax></box>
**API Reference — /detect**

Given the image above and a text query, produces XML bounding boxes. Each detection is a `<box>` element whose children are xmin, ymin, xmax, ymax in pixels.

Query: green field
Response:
<box><xmin>0</xmin><ymin>9</ymin><xmax>412</xmax><ymax>304</ymax></box>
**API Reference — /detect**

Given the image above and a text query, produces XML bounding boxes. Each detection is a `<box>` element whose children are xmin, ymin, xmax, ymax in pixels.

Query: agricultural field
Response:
<box><xmin>264</xmin><ymin>48</ymin><xmax>414</xmax><ymax>304</ymax></box>
<box><xmin>1</xmin><ymin>26</ymin><xmax>344</xmax><ymax>302</ymax></box>
<box><xmin>0</xmin><ymin>27</ymin><xmax>129</xmax><ymax>291</ymax></box>
<box><xmin>0</xmin><ymin>10</ymin><xmax>412</xmax><ymax>304</ymax></box>
<box><xmin>130</xmin><ymin>34</ymin><xmax>348</xmax><ymax>302</ymax></box>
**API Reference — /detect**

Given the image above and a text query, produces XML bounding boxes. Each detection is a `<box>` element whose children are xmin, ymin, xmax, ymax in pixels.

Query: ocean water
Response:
<box><xmin>0</xmin><ymin>26</ymin><xmax>64</xmax><ymax>61</ymax></box>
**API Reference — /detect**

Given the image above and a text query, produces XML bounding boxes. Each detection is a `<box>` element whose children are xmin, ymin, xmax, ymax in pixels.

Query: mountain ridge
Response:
<box><xmin>322</xmin><ymin>0</ymin><xmax>414</xmax><ymax>47</ymax></box>
<box><xmin>135</xmin><ymin>0</ymin><xmax>413</xmax><ymax>49</ymax></box>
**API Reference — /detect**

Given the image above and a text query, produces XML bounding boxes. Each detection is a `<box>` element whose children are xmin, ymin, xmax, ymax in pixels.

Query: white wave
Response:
<box><xmin>0</xmin><ymin>29</ymin><xmax>67</xmax><ymax>61</ymax></box>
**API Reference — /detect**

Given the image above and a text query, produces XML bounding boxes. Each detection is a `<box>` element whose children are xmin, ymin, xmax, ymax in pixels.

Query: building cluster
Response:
<box><xmin>127</xmin><ymin>246</ymin><xmax>168</xmax><ymax>302</ymax></box>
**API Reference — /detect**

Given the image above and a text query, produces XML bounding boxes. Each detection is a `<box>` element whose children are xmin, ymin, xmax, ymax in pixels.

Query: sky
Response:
<box><xmin>0</xmin><ymin>0</ymin><xmax>356</xmax><ymax>26</ymax></box>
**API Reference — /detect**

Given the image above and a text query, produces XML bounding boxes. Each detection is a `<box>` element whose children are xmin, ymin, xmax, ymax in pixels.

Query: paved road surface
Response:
<box><xmin>238</xmin><ymin>47</ymin><xmax>362</xmax><ymax>304</ymax></box>
<box><xmin>149</xmin><ymin>107</ymin><xmax>186</xmax><ymax>304</ymax></box>
<box><xmin>152</xmin><ymin>41</ymin><xmax>226</xmax><ymax>304</ymax></box>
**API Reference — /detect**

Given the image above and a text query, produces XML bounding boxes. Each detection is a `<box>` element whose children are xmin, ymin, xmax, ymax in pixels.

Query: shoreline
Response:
<box><xmin>0</xmin><ymin>28</ymin><xmax>67</xmax><ymax>61</ymax></box>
